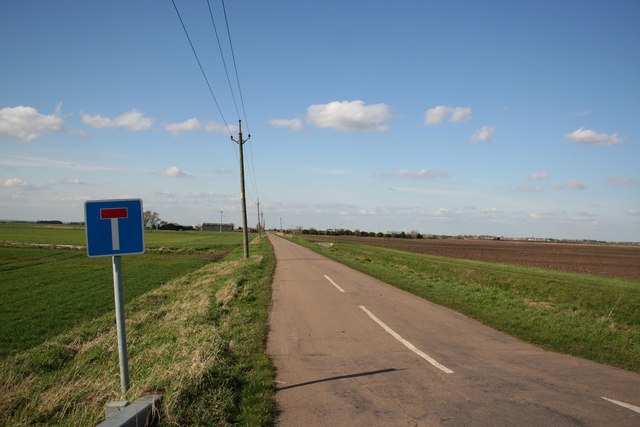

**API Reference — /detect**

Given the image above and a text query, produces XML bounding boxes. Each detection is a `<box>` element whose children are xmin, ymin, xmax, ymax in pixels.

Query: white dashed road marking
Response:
<box><xmin>601</xmin><ymin>397</ymin><xmax>640</xmax><ymax>414</ymax></box>
<box><xmin>324</xmin><ymin>275</ymin><xmax>346</xmax><ymax>293</ymax></box>
<box><xmin>359</xmin><ymin>305</ymin><xmax>453</xmax><ymax>374</ymax></box>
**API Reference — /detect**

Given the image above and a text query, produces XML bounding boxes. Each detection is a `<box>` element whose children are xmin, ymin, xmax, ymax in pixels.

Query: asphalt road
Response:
<box><xmin>266</xmin><ymin>234</ymin><xmax>640</xmax><ymax>426</ymax></box>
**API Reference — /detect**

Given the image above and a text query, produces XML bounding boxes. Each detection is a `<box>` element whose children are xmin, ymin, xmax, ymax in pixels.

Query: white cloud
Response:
<box><xmin>162</xmin><ymin>118</ymin><xmax>229</xmax><ymax>135</ymax></box>
<box><xmin>387</xmin><ymin>186</ymin><xmax>483</xmax><ymax>198</ymax></box>
<box><xmin>518</xmin><ymin>184</ymin><xmax>543</xmax><ymax>192</ymax></box>
<box><xmin>3</xmin><ymin>177</ymin><xmax>28</xmax><ymax>187</ymax></box>
<box><xmin>43</xmin><ymin>195</ymin><xmax>91</xmax><ymax>203</ymax></box>
<box><xmin>270</xmin><ymin>118</ymin><xmax>304</xmax><ymax>132</ymax></box>
<box><xmin>566</xmin><ymin>127</ymin><xmax>621</xmax><ymax>145</ymax></box>
<box><xmin>308</xmin><ymin>166</ymin><xmax>349</xmax><ymax>175</ymax></box>
<box><xmin>82</xmin><ymin>109</ymin><xmax>153</xmax><ymax>131</ymax></box>
<box><xmin>164</xmin><ymin>118</ymin><xmax>201</xmax><ymax>134</ymax></box>
<box><xmin>0</xmin><ymin>105</ymin><xmax>63</xmax><ymax>141</ymax></box>
<box><xmin>528</xmin><ymin>171</ymin><xmax>549</xmax><ymax>180</ymax></box>
<box><xmin>570</xmin><ymin>212</ymin><xmax>597</xmax><ymax>223</ymax></box>
<box><xmin>481</xmin><ymin>207</ymin><xmax>502</xmax><ymax>217</ymax></box>
<box><xmin>450</xmin><ymin>107</ymin><xmax>471</xmax><ymax>123</ymax></box>
<box><xmin>424</xmin><ymin>106</ymin><xmax>449</xmax><ymax>125</ymax></box>
<box><xmin>391</xmin><ymin>169</ymin><xmax>449</xmax><ymax>179</ymax></box>
<box><xmin>306</xmin><ymin>100</ymin><xmax>390</xmax><ymax>132</ymax></box>
<box><xmin>567</xmin><ymin>179</ymin><xmax>587</xmax><ymax>190</ymax></box>
<box><xmin>607</xmin><ymin>176</ymin><xmax>635</xmax><ymax>186</ymax></box>
<box><xmin>2</xmin><ymin>177</ymin><xmax>39</xmax><ymax>191</ymax></box>
<box><xmin>530</xmin><ymin>211</ymin><xmax>556</xmax><ymax>220</ymax></box>
<box><xmin>481</xmin><ymin>208</ymin><xmax>502</xmax><ymax>216</ymax></box>
<box><xmin>359</xmin><ymin>207</ymin><xmax>382</xmax><ymax>216</ymax></box>
<box><xmin>434</xmin><ymin>208</ymin><xmax>449</xmax><ymax>217</ymax></box>
<box><xmin>203</xmin><ymin>121</ymin><xmax>230</xmax><ymax>133</ymax></box>
<box><xmin>470</xmin><ymin>126</ymin><xmax>495</xmax><ymax>143</ymax></box>
<box><xmin>424</xmin><ymin>105</ymin><xmax>471</xmax><ymax>125</ymax></box>
<box><xmin>54</xmin><ymin>178</ymin><xmax>88</xmax><ymax>185</ymax></box>
<box><xmin>158</xmin><ymin>166</ymin><xmax>187</xmax><ymax>177</ymax></box>
<box><xmin>553</xmin><ymin>179</ymin><xmax>588</xmax><ymax>190</ymax></box>
<box><xmin>0</xmin><ymin>155</ymin><xmax>114</xmax><ymax>171</ymax></box>
<box><xmin>204</xmin><ymin>122</ymin><xmax>228</xmax><ymax>133</ymax></box>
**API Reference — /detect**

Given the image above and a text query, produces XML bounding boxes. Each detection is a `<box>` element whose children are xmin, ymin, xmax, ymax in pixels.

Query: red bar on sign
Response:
<box><xmin>100</xmin><ymin>208</ymin><xmax>129</xmax><ymax>219</ymax></box>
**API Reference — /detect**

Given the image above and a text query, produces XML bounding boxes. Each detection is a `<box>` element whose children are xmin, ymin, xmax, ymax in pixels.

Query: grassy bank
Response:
<box><xmin>293</xmin><ymin>237</ymin><xmax>640</xmax><ymax>373</ymax></box>
<box><xmin>1</xmin><ymin>225</ymin><xmax>275</xmax><ymax>425</ymax></box>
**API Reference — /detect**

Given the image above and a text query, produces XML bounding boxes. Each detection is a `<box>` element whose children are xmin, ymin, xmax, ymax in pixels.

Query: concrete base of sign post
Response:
<box><xmin>97</xmin><ymin>394</ymin><xmax>162</xmax><ymax>427</ymax></box>
<box><xmin>105</xmin><ymin>400</ymin><xmax>129</xmax><ymax>418</ymax></box>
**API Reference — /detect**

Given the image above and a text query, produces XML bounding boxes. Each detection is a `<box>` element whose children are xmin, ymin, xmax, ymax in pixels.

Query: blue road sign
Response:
<box><xmin>85</xmin><ymin>198</ymin><xmax>145</xmax><ymax>257</ymax></box>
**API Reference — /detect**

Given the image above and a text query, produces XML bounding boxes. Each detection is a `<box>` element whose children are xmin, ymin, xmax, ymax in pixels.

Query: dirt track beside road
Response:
<box><xmin>307</xmin><ymin>236</ymin><xmax>640</xmax><ymax>281</ymax></box>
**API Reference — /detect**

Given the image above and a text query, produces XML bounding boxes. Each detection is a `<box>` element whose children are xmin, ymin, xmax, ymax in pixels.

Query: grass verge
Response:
<box><xmin>0</xmin><ymin>236</ymin><xmax>275</xmax><ymax>425</ymax></box>
<box><xmin>292</xmin><ymin>236</ymin><xmax>640</xmax><ymax>373</ymax></box>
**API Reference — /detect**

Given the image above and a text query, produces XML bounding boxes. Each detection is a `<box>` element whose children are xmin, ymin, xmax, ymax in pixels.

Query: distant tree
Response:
<box><xmin>143</xmin><ymin>211</ymin><xmax>161</xmax><ymax>229</ymax></box>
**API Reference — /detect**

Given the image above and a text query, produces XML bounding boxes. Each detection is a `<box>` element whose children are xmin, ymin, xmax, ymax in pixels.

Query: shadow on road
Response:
<box><xmin>276</xmin><ymin>368</ymin><xmax>405</xmax><ymax>391</ymax></box>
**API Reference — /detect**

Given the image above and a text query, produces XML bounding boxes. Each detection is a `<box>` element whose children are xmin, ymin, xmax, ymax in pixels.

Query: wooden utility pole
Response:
<box><xmin>231</xmin><ymin>120</ymin><xmax>250</xmax><ymax>259</ymax></box>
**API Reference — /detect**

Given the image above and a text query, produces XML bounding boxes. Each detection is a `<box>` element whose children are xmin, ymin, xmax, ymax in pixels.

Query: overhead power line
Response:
<box><xmin>171</xmin><ymin>0</ymin><xmax>260</xmax><ymax>210</ymax></box>
<box><xmin>219</xmin><ymin>0</ymin><xmax>259</xmax><ymax>202</ymax></box>
<box><xmin>222</xmin><ymin>0</ymin><xmax>250</xmax><ymax>133</ymax></box>
<box><xmin>171</xmin><ymin>0</ymin><xmax>232</xmax><ymax>138</ymax></box>
<box><xmin>206</xmin><ymin>0</ymin><xmax>240</xmax><ymax>120</ymax></box>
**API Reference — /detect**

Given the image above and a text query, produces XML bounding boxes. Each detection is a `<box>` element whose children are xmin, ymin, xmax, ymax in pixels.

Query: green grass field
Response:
<box><xmin>0</xmin><ymin>223</ymin><xmax>248</xmax><ymax>357</ymax></box>
<box><xmin>293</xmin><ymin>236</ymin><xmax>640</xmax><ymax>373</ymax></box>
<box><xmin>0</xmin><ymin>222</ymin><xmax>246</xmax><ymax>250</ymax></box>
<box><xmin>0</xmin><ymin>247</ymin><xmax>210</xmax><ymax>356</ymax></box>
<box><xmin>1</xmin><ymin>223</ymin><xmax>274</xmax><ymax>425</ymax></box>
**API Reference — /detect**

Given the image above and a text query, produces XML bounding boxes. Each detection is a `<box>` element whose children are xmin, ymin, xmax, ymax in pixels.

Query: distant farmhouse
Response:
<box><xmin>201</xmin><ymin>223</ymin><xmax>234</xmax><ymax>232</ymax></box>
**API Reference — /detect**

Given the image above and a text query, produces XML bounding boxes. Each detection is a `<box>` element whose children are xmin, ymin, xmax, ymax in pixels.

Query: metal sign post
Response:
<box><xmin>85</xmin><ymin>198</ymin><xmax>144</xmax><ymax>395</ymax></box>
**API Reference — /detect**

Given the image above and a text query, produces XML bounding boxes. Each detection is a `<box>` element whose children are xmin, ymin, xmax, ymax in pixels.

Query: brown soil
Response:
<box><xmin>307</xmin><ymin>236</ymin><xmax>640</xmax><ymax>281</ymax></box>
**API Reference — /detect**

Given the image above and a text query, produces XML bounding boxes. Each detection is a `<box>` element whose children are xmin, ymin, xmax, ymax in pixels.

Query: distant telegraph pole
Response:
<box><xmin>219</xmin><ymin>210</ymin><xmax>223</xmax><ymax>233</ymax></box>
<box><xmin>256</xmin><ymin>199</ymin><xmax>261</xmax><ymax>238</ymax></box>
<box><xmin>231</xmin><ymin>120</ymin><xmax>250</xmax><ymax>259</ymax></box>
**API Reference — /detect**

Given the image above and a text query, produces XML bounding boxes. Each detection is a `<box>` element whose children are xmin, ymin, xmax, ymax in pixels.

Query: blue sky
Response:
<box><xmin>1</xmin><ymin>0</ymin><xmax>639</xmax><ymax>241</ymax></box>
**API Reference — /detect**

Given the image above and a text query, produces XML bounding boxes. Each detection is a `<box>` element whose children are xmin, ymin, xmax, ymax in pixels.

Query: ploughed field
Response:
<box><xmin>308</xmin><ymin>236</ymin><xmax>640</xmax><ymax>281</ymax></box>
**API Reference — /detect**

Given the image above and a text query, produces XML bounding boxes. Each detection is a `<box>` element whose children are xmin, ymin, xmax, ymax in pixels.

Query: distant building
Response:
<box><xmin>201</xmin><ymin>222</ymin><xmax>234</xmax><ymax>232</ymax></box>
